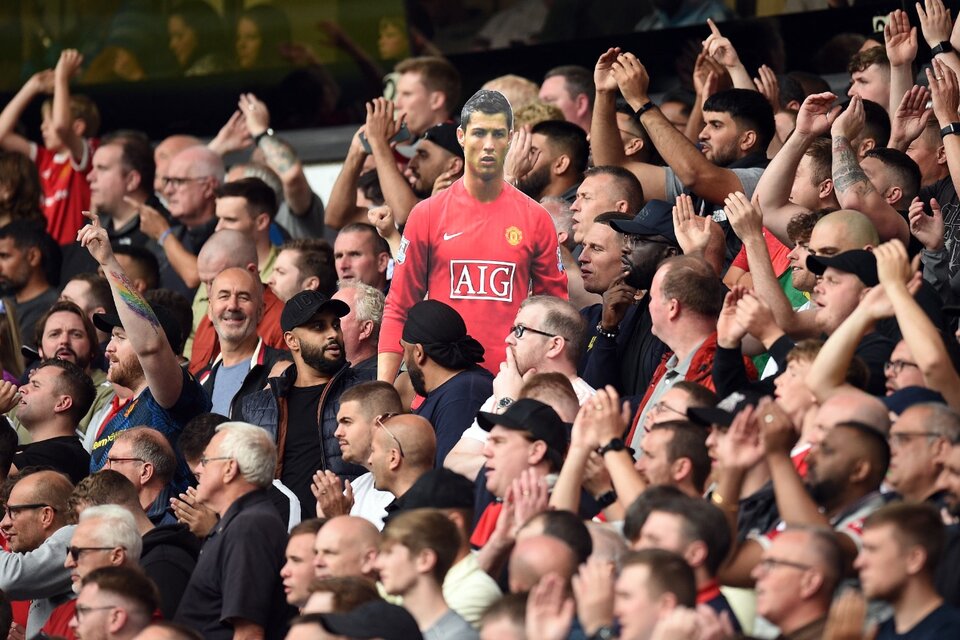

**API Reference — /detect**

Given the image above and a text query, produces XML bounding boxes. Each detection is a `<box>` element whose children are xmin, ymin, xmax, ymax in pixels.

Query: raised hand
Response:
<box><xmin>753</xmin><ymin>64</ymin><xmax>781</xmax><ymax>112</ymax></box>
<box><xmin>874</xmin><ymin>239</ymin><xmax>916</xmax><ymax>287</ymax></box>
<box><xmin>580</xmin><ymin>385</ymin><xmax>632</xmax><ymax>445</ymax></box>
<box><xmin>692</xmin><ymin>52</ymin><xmax>730</xmax><ymax>98</ymax></box>
<box><xmin>0</xmin><ymin>381</ymin><xmax>20</xmax><ymax>414</ymax></box>
<box><xmin>884</xmin><ymin>9</ymin><xmax>918</xmax><ymax>67</ymax></box>
<box><xmin>55</xmin><ymin>49</ymin><xmax>84</xmax><ymax>81</ymax></box>
<box><xmin>611</xmin><ymin>51</ymin><xmax>651</xmax><ymax>107</ymax></box>
<box><xmin>723</xmin><ymin>191</ymin><xmax>763</xmax><ymax>241</ymax></box>
<box><xmin>736</xmin><ymin>292</ymin><xmax>783</xmax><ymax>345</ymax></box>
<box><xmin>239</xmin><ymin>92</ymin><xmax>271</xmax><ymax>136</ymax></box>
<box><xmin>594</xmin><ymin>47</ymin><xmax>622</xmax><ymax>94</ymax></box>
<box><xmin>572</xmin><ymin>558</ymin><xmax>616</xmax><ymax>635</ymax></box>
<box><xmin>170</xmin><ymin>487</ymin><xmax>218</xmax><ymax>538</ymax></box>
<box><xmin>822</xmin><ymin>589</ymin><xmax>872</xmax><ymax>640</ymax></box>
<box><xmin>368</xmin><ymin>205</ymin><xmax>399</xmax><ymax>241</ymax></box>
<box><xmin>674</xmin><ymin>194</ymin><xmax>712</xmax><ymax>255</ymax></box>
<box><xmin>77</xmin><ymin>210</ymin><xmax>114</xmax><ymax>266</ymax></box>
<box><xmin>891</xmin><ymin>85</ymin><xmax>932</xmax><ymax>149</ymax></box>
<box><xmin>601</xmin><ymin>275</ymin><xmax>638</xmax><ymax>332</ymax></box>
<box><xmin>504</xmin><ymin>125</ymin><xmax>539</xmax><ymax>185</ymax></box>
<box><xmin>908</xmin><ymin>197</ymin><xmax>946</xmax><ymax>251</ymax></box>
<box><xmin>649</xmin><ymin>608</ymin><xmax>701</xmax><ymax>640</ymax></box>
<box><xmin>494</xmin><ymin>346</ymin><xmax>531</xmax><ymax>407</ymax></box>
<box><xmin>756</xmin><ymin>396</ymin><xmax>799</xmax><ymax>456</ymax></box>
<box><xmin>26</xmin><ymin>69</ymin><xmax>55</xmax><ymax>95</ymax></box>
<box><xmin>715</xmin><ymin>403</ymin><xmax>764</xmax><ymax>471</ymax></box>
<box><xmin>927</xmin><ymin>58</ymin><xmax>960</xmax><ymax>124</ymax></box>
<box><xmin>364</xmin><ymin>97</ymin><xmax>404</xmax><ymax>146</ymax></box>
<box><xmin>716</xmin><ymin>285</ymin><xmax>749</xmax><ymax>349</ymax></box>
<box><xmin>311</xmin><ymin>469</ymin><xmax>354</xmax><ymax>517</ymax></box>
<box><xmin>703</xmin><ymin>19</ymin><xmax>741</xmax><ymax>69</ymax></box>
<box><xmin>831</xmin><ymin>95</ymin><xmax>866</xmax><ymax>140</ymax></box>
<box><xmin>208</xmin><ymin>110</ymin><xmax>253</xmax><ymax>155</ymax></box>
<box><xmin>795</xmin><ymin>92</ymin><xmax>841</xmax><ymax>137</ymax></box>
<box><xmin>917</xmin><ymin>0</ymin><xmax>953</xmax><ymax>48</ymax></box>
<box><xmin>511</xmin><ymin>468</ymin><xmax>549</xmax><ymax>532</ymax></box>
<box><xmin>131</xmin><ymin>198</ymin><xmax>171</xmax><ymax>242</ymax></box>
<box><xmin>526</xmin><ymin>573</ymin><xmax>575</xmax><ymax>640</ymax></box>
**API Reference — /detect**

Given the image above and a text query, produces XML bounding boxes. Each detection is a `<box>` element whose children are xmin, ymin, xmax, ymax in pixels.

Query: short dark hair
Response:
<box><xmin>651</xmin><ymin>421</ymin><xmax>711</xmax><ymax>494</ymax></box>
<box><xmin>543</xmin><ymin>65</ymin><xmax>595</xmax><ymax>110</ymax></box>
<box><xmin>216</xmin><ymin>177</ymin><xmax>279</xmax><ymax>219</ymax></box>
<box><xmin>848</xmin><ymin>46</ymin><xmax>890</xmax><ymax>74</ymax></box>
<box><xmin>179</xmin><ymin>413</ymin><xmax>230</xmax><ymax>463</ymax></box>
<box><xmin>702</xmin><ymin>89</ymin><xmax>776</xmax><ymax>152</ymax></box>
<box><xmin>81</xmin><ymin>566</ymin><xmax>159</xmax><ymax>619</ymax></box>
<box><xmin>530</xmin><ymin>120</ymin><xmax>589</xmax><ymax>175</ymax></box>
<box><xmin>864</xmin><ymin>502</ymin><xmax>945</xmax><ymax>574</ymax></box>
<box><xmin>480</xmin><ymin>593</ymin><xmax>528</xmax><ymax>630</ymax></box>
<box><xmin>382</xmin><ymin>508</ymin><xmax>461</xmax><ymax>584</ymax></box>
<box><xmin>112</xmin><ymin>245</ymin><xmax>160</xmax><ymax>291</ymax></box>
<box><xmin>647</xmin><ymin>494</ymin><xmax>731</xmax><ymax>577</ymax></box>
<box><xmin>136</xmin><ymin>622</ymin><xmax>202</xmax><ymax>640</ymax></box>
<box><xmin>787</xmin><ymin>210</ymin><xmax>829</xmax><ymax>246</ymax></box>
<box><xmin>143</xmin><ymin>289</ymin><xmax>191</xmax><ymax>356</ymax></box>
<box><xmin>524</xmin><ymin>510</ymin><xmax>593</xmax><ymax>565</ymax></box>
<box><xmin>339</xmin><ymin>381</ymin><xmax>403</xmax><ymax>419</ymax></box>
<box><xmin>70</xmin><ymin>470</ymin><xmax>140</xmax><ymax>514</ymax></box>
<box><xmin>623</xmin><ymin>485</ymin><xmax>688</xmax><ymax>543</ymax></box>
<box><xmin>307</xmin><ymin>576</ymin><xmax>381</xmax><ymax>612</ymax></box>
<box><xmin>37</xmin><ymin>359</ymin><xmax>96</xmax><ymax>425</ymax></box>
<box><xmin>834</xmin><ymin>421</ymin><xmax>890</xmax><ymax>488</ymax></box>
<box><xmin>65</xmin><ymin>273</ymin><xmax>115</xmax><ymax>314</ymax></box>
<box><xmin>786</xmin><ymin>71</ymin><xmax>831</xmax><ymax>103</ymax></box>
<box><xmin>621</xmin><ymin>548</ymin><xmax>696</xmax><ymax>607</ymax></box>
<box><xmin>583</xmin><ymin>166</ymin><xmax>644</xmax><ymax>213</ymax></box>
<box><xmin>670</xmin><ymin>381</ymin><xmax>718</xmax><ymax>410</ymax></box>
<box><xmin>461</xmin><ymin>90</ymin><xmax>514</xmax><ymax>131</ymax></box>
<box><xmin>280</xmin><ymin>238</ymin><xmax>334</xmax><ymax>268</ymax></box>
<box><xmin>100</xmin><ymin>130</ymin><xmax>155</xmax><ymax>195</ymax></box>
<box><xmin>0</xmin><ymin>220</ymin><xmax>60</xmax><ymax>287</ymax></box>
<box><xmin>658</xmin><ymin>255</ymin><xmax>724</xmax><ymax>318</ymax></box>
<box><xmin>864</xmin><ymin>148</ymin><xmax>921</xmax><ymax>204</ymax></box>
<box><xmin>339</xmin><ymin>222</ymin><xmax>391</xmax><ymax>259</ymax></box>
<box><xmin>395</xmin><ymin>57</ymin><xmax>461</xmax><ymax>114</ymax></box>
<box><xmin>860</xmin><ymin>99</ymin><xmax>891</xmax><ymax>147</ymax></box>
<box><xmin>291</xmin><ymin>517</ymin><xmax>326</xmax><ymax>538</ymax></box>
<box><xmin>116</xmin><ymin>427</ymin><xmax>176</xmax><ymax>486</ymax></box>
<box><xmin>804</xmin><ymin>138</ymin><xmax>834</xmax><ymax>188</ymax></box>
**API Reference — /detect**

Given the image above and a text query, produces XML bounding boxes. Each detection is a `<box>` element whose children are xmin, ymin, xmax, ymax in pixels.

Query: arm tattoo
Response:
<box><xmin>259</xmin><ymin>136</ymin><xmax>296</xmax><ymax>174</ymax></box>
<box><xmin>832</xmin><ymin>135</ymin><xmax>876</xmax><ymax>197</ymax></box>
<box><xmin>109</xmin><ymin>269</ymin><xmax>160</xmax><ymax>331</ymax></box>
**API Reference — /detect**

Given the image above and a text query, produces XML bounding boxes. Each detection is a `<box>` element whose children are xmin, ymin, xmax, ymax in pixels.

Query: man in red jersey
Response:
<box><xmin>378</xmin><ymin>90</ymin><xmax>568</xmax><ymax>381</ymax></box>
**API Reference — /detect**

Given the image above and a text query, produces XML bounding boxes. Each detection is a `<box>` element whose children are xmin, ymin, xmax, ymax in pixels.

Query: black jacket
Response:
<box><xmin>140</xmin><ymin>523</ymin><xmax>202</xmax><ymax>619</ymax></box>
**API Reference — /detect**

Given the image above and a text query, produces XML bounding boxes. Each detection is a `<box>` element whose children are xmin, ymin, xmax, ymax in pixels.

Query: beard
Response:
<box><xmin>407</xmin><ymin>359</ymin><xmax>428</xmax><ymax>397</ymax></box>
<box><xmin>108</xmin><ymin>354</ymin><xmax>145</xmax><ymax>389</ymax></box>
<box><xmin>517</xmin><ymin>165</ymin><xmax>551</xmax><ymax>200</ymax></box>
<box><xmin>300</xmin><ymin>338</ymin><xmax>346</xmax><ymax>375</ymax></box>
<box><xmin>807</xmin><ymin>474</ymin><xmax>842</xmax><ymax>508</ymax></box>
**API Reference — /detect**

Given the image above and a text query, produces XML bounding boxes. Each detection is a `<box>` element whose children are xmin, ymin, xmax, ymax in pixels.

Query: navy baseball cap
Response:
<box><xmin>280</xmin><ymin>290</ymin><xmax>350</xmax><ymax>332</ymax></box>
<box><xmin>609</xmin><ymin>200</ymin><xmax>679</xmax><ymax>247</ymax></box>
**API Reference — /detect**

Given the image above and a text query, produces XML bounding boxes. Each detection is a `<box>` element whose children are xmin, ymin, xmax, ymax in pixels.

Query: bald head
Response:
<box><xmin>196</xmin><ymin>230</ymin><xmax>259</xmax><ymax>290</ymax></box>
<box><xmin>18</xmin><ymin>471</ymin><xmax>74</xmax><ymax>523</ymax></box>
<box><xmin>314</xmin><ymin>516</ymin><xmax>381</xmax><ymax>580</ymax></box>
<box><xmin>382</xmin><ymin>414</ymin><xmax>437</xmax><ymax>471</ymax></box>
<box><xmin>809</xmin><ymin>210</ymin><xmax>880</xmax><ymax>256</ymax></box>
<box><xmin>816</xmin><ymin>391</ymin><xmax>891</xmax><ymax>434</ymax></box>
<box><xmin>508</xmin><ymin>534</ymin><xmax>578</xmax><ymax>593</ymax></box>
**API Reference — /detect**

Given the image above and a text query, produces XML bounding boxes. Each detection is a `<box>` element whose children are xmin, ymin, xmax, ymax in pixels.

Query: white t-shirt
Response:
<box><xmin>349</xmin><ymin>472</ymin><xmax>394</xmax><ymax>530</ymax></box>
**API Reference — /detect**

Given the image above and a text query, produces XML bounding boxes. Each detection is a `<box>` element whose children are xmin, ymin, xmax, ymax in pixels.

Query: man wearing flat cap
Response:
<box><xmin>403</xmin><ymin>300</ymin><xmax>493</xmax><ymax>465</ymax></box>
<box><xmin>77</xmin><ymin>211</ymin><xmax>210</xmax><ymax>495</ymax></box>
<box><xmin>236</xmin><ymin>289</ymin><xmax>373</xmax><ymax>515</ymax></box>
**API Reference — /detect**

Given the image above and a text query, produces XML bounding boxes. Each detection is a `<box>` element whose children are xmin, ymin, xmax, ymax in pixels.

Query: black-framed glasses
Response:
<box><xmin>67</xmin><ymin>546</ymin><xmax>117</xmax><ymax>562</ymax></box>
<box><xmin>105</xmin><ymin>456</ymin><xmax>144</xmax><ymax>467</ymax></box>
<box><xmin>3</xmin><ymin>503</ymin><xmax>53</xmax><ymax>519</ymax></box>
<box><xmin>199</xmin><ymin>455</ymin><xmax>233</xmax><ymax>467</ymax></box>
<box><xmin>376</xmin><ymin>413</ymin><xmax>404</xmax><ymax>458</ymax></box>
<box><xmin>511</xmin><ymin>324</ymin><xmax>558</xmax><ymax>340</ymax></box>
<box><xmin>74</xmin><ymin>604</ymin><xmax>117</xmax><ymax>621</ymax></box>
<box><xmin>889</xmin><ymin>431</ymin><xmax>941</xmax><ymax>446</ymax></box>
<box><xmin>883</xmin><ymin>360</ymin><xmax>919</xmax><ymax>375</ymax></box>
<box><xmin>757</xmin><ymin>557</ymin><xmax>812</xmax><ymax>572</ymax></box>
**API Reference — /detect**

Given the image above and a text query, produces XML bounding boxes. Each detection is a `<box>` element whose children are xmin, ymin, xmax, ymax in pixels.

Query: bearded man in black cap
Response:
<box><xmin>236</xmin><ymin>289</ymin><xmax>374</xmax><ymax>515</ymax></box>
<box><xmin>402</xmin><ymin>300</ymin><xmax>492</xmax><ymax>465</ymax></box>
<box><xmin>407</xmin><ymin>122</ymin><xmax>465</xmax><ymax>198</ymax></box>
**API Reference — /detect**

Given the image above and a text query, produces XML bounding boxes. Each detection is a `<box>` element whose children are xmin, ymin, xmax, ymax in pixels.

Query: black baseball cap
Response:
<box><xmin>280</xmin><ymin>290</ymin><xmax>350</xmax><ymax>332</ymax></box>
<box><xmin>315</xmin><ymin>600</ymin><xmax>423</xmax><ymax>640</ymax></box>
<box><xmin>806</xmin><ymin>249</ymin><xmax>879</xmax><ymax>286</ymax></box>
<box><xmin>385</xmin><ymin>468</ymin><xmax>475</xmax><ymax>524</ymax></box>
<box><xmin>421</xmin><ymin>122</ymin><xmax>464</xmax><ymax>159</ymax></box>
<box><xmin>609</xmin><ymin>199</ymin><xmax>679</xmax><ymax>247</ymax></box>
<box><xmin>687</xmin><ymin>390</ymin><xmax>764</xmax><ymax>428</ymax></box>
<box><xmin>93</xmin><ymin>306</ymin><xmax>184</xmax><ymax>354</ymax></box>
<box><xmin>477</xmin><ymin>398</ymin><xmax>569</xmax><ymax>462</ymax></box>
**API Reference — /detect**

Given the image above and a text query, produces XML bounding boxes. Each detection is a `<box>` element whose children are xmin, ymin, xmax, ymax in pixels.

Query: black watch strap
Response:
<box><xmin>597</xmin><ymin>438</ymin><xmax>625</xmax><ymax>456</ymax></box>
<box><xmin>941</xmin><ymin>122</ymin><xmax>960</xmax><ymax>137</ymax></box>
<box><xmin>633</xmin><ymin>101</ymin><xmax>655</xmax><ymax>118</ymax></box>
<box><xmin>932</xmin><ymin>41</ymin><xmax>954</xmax><ymax>56</ymax></box>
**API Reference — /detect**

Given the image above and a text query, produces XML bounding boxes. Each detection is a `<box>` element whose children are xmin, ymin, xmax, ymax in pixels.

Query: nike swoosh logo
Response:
<box><xmin>443</xmin><ymin>232</ymin><xmax>464</xmax><ymax>240</ymax></box>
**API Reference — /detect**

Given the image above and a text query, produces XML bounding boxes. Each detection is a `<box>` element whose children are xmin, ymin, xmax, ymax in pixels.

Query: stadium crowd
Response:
<box><xmin>2</xmin><ymin>1</ymin><xmax>960</xmax><ymax>640</ymax></box>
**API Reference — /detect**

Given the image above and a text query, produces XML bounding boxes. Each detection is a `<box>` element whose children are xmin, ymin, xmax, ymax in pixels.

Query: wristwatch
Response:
<box><xmin>594</xmin><ymin>489</ymin><xmax>618</xmax><ymax>509</ymax></box>
<box><xmin>588</xmin><ymin>626</ymin><xmax>617</xmax><ymax>640</ymax></box>
<box><xmin>597</xmin><ymin>438</ymin><xmax>626</xmax><ymax>456</ymax></box>
<box><xmin>254</xmin><ymin>127</ymin><xmax>275</xmax><ymax>145</ymax></box>
<box><xmin>941</xmin><ymin>122</ymin><xmax>960</xmax><ymax>138</ymax></box>
<box><xmin>633</xmin><ymin>101</ymin><xmax>656</xmax><ymax>118</ymax></box>
<box><xmin>496</xmin><ymin>397</ymin><xmax>515</xmax><ymax>412</ymax></box>
<box><xmin>932</xmin><ymin>41</ymin><xmax>954</xmax><ymax>56</ymax></box>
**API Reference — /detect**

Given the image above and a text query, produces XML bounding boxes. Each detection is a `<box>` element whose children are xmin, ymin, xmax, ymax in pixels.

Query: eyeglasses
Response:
<box><xmin>510</xmin><ymin>324</ymin><xmax>559</xmax><ymax>340</ymax></box>
<box><xmin>883</xmin><ymin>360</ymin><xmax>919</xmax><ymax>375</ymax></box>
<box><xmin>67</xmin><ymin>546</ymin><xmax>117</xmax><ymax>562</ymax></box>
<box><xmin>889</xmin><ymin>431</ymin><xmax>941</xmax><ymax>446</ymax></box>
<box><xmin>74</xmin><ymin>605</ymin><xmax>117</xmax><ymax>621</ymax></box>
<box><xmin>199</xmin><ymin>455</ymin><xmax>233</xmax><ymax>467</ymax></box>
<box><xmin>105</xmin><ymin>457</ymin><xmax>144</xmax><ymax>467</ymax></box>
<box><xmin>757</xmin><ymin>557</ymin><xmax>812</xmax><ymax>572</ymax></box>
<box><xmin>3</xmin><ymin>503</ymin><xmax>53</xmax><ymax>519</ymax></box>
<box><xmin>160</xmin><ymin>176</ymin><xmax>208</xmax><ymax>189</ymax></box>
<box><xmin>376</xmin><ymin>413</ymin><xmax>404</xmax><ymax>458</ymax></box>
<box><xmin>623</xmin><ymin>234</ymin><xmax>674</xmax><ymax>251</ymax></box>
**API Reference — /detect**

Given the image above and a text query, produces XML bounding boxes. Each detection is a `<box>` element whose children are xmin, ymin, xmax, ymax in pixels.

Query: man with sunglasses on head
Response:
<box><xmin>236</xmin><ymin>290</ymin><xmax>372</xmax><ymax>517</ymax></box>
<box><xmin>445</xmin><ymin>295</ymin><xmax>592</xmax><ymax>481</ymax></box>
<box><xmin>0</xmin><ymin>469</ymin><xmax>77</xmax><ymax>639</ymax></box>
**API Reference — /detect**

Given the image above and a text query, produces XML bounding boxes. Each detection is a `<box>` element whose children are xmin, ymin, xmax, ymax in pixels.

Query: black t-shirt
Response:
<box><xmin>876</xmin><ymin>603</ymin><xmax>960</xmax><ymax>639</ymax></box>
<box><xmin>14</xmin><ymin>435</ymin><xmax>90</xmax><ymax>484</ymax></box>
<box><xmin>283</xmin><ymin>383</ymin><xmax>326</xmax><ymax>515</ymax></box>
<box><xmin>920</xmin><ymin>176</ymin><xmax>960</xmax><ymax>274</ymax></box>
<box><xmin>415</xmin><ymin>367</ymin><xmax>493</xmax><ymax>466</ymax></box>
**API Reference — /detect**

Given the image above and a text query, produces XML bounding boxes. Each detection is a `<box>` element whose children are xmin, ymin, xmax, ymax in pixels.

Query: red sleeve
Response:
<box><xmin>189</xmin><ymin>319</ymin><xmax>217</xmax><ymax>375</ymax></box>
<box><xmin>730</xmin><ymin>243</ymin><xmax>749</xmax><ymax>271</ymax></box>
<box><xmin>529</xmin><ymin>203</ymin><xmax>568</xmax><ymax>298</ymax></box>
<box><xmin>379</xmin><ymin>201</ymin><xmax>430</xmax><ymax>355</ymax></box>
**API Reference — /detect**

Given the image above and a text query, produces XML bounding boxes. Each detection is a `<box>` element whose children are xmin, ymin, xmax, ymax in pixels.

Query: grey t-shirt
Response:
<box><xmin>210</xmin><ymin>361</ymin><xmax>250</xmax><ymax>416</ymax></box>
<box><xmin>663</xmin><ymin>165</ymin><xmax>765</xmax><ymax>222</ymax></box>
<box><xmin>424</xmin><ymin>609</ymin><xmax>479</xmax><ymax>640</ymax></box>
